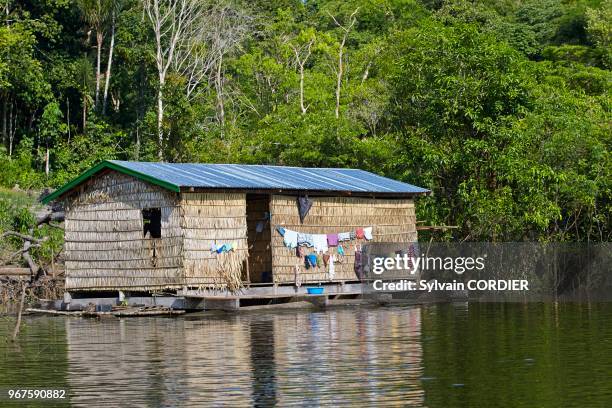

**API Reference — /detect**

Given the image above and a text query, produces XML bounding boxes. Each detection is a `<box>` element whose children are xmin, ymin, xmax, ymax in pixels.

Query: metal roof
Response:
<box><xmin>41</xmin><ymin>160</ymin><xmax>429</xmax><ymax>203</ymax></box>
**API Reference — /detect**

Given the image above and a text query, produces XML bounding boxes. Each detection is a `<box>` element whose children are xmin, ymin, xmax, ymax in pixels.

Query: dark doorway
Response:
<box><xmin>246</xmin><ymin>194</ymin><xmax>272</xmax><ymax>283</ymax></box>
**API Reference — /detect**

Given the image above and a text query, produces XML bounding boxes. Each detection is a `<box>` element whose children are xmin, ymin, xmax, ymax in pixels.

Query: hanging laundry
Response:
<box><xmin>364</xmin><ymin>227</ymin><xmax>373</xmax><ymax>240</ymax></box>
<box><xmin>313</xmin><ymin>234</ymin><xmax>328</xmax><ymax>253</ymax></box>
<box><xmin>337</xmin><ymin>245</ymin><xmax>345</xmax><ymax>256</ymax></box>
<box><xmin>216</xmin><ymin>243</ymin><xmax>229</xmax><ymax>254</ymax></box>
<box><xmin>276</xmin><ymin>226</ymin><xmax>286</xmax><ymax>236</ymax></box>
<box><xmin>297</xmin><ymin>233</ymin><xmax>314</xmax><ymax>247</ymax></box>
<box><xmin>323</xmin><ymin>253</ymin><xmax>330</xmax><ymax>266</ymax></box>
<box><xmin>296</xmin><ymin>246</ymin><xmax>304</xmax><ymax>258</ymax></box>
<box><xmin>256</xmin><ymin>221</ymin><xmax>265</xmax><ymax>233</ymax></box>
<box><xmin>283</xmin><ymin>229</ymin><xmax>298</xmax><ymax>248</ymax></box>
<box><xmin>316</xmin><ymin>254</ymin><xmax>323</xmax><ymax>268</ymax></box>
<box><xmin>210</xmin><ymin>243</ymin><xmax>218</xmax><ymax>253</ymax></box>
<box><xmin>294</xmin><ymin>265</ymin><xmax>301</xmax><ymax>287</ymax></box>
<box><xmin>338</xmin><ymin>232</ymin><xmax>351</xmax><ymax>241</ymax></box>
<box><xmin>297</xmin><ymin>195</ymin><xmax>313</xmax><ymax>223</ymax></box>
<box><xmin>327</xmin><ymin>233</ymin><xmax>339</xmax><ymax>247</ymax></box>
<box><xmin>329</xmin><ymin>254</ymin><xmax>336</xmax><ymax>279</ymax></box>
<box><xmin>305</xmin><ymin>254</ymin><xmax>318</xmax><ymax>269</ymax></box>
<box><xmin>356</xmin><ymin>228</ymin><xmax>365</xmax><ymax>239</ymax></box>
<box><xmin>350</xmin><ymin>231</ymin><xmax>357</xmax><ymax>240</ymax></box>
<box><xmin>354</xmin><ymin>249</ymin><xmax>364</xmax><ymax>280</ymax></box>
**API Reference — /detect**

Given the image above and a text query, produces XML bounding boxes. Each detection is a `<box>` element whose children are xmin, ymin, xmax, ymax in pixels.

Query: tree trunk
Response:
<box><xmin>95</xmin><ymin>30</ymin><xmax>103</xmax><ymax>110</ymax></box>
<box><xmin>2</xmin><ymin>96</ymin><xmax>6</xmax><ymax>148</ymax></box>
<box><xmin>45</xmin><ymin>147</ymin><xmax>50</xmax><ymax>177</ymax></box>
<box><xmin>8</xmin><ymin>99</ymin><xmax>14</xmax><ymax>156</ymax></box>
<box><xmin>299</xmin><ymin>64</ymin><xmax>306</xmax><ymax>115</ymax></box>
<box><xmin>82</xmin><ymin>93</ymin><xmax>87</xmax><ymax>132</ymax></box>
<box><xmin>215</xmin><ymin>54</ymin><xmax>225</xmax><ymax>132</ymax></box>
<box><xmin>157</xmin><ymin>86</ymin><xmax>164</xmax><ymax>160</ymax></box>
<box><xmin>103</xmin><ymin>12</ymin><xmax>116</xmax><ymax>115</ymax></box>
<box><xmin>135</xmin><ymin>125</ymin><xmax>140</xmax><ymax>160</ymax></box>
<box><xmin>328</xmin><ymin>9</ymin><xmax>358</xmax><ymax>120</ymax></box>
<box><xmin>335</xmin><ymin>38</ymin><xmax>345</xmax><ymax>120</ymax></box>
<box><xmin>66</xmin><ymin>97</ymin><xmax>71</xmax><ymax>144</ymax></box>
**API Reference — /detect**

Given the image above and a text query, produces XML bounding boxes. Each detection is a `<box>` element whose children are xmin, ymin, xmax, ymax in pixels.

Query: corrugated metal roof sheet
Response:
<box><xmin>41</xmin><ymin>160</ymin><xmax>429</xmax><ymax>203</ymax></box>
<box><xmin>109</xmin><ymin>160</ymin><xmax>429</xmax><ymax>194</ymax></box>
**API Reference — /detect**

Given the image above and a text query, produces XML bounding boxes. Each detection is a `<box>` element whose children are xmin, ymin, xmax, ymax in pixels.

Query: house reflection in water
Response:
<box><xmin>64</xmin><ymin>307</ymin><xmax>423</xmax><ymax>406</ymax></box>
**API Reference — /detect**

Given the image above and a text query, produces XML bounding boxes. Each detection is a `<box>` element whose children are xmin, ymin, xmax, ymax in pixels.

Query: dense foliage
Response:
<box><xmin>0</xmin><ymin>0</ymin><xmax>610</xmax><ymax>242</ymax></box>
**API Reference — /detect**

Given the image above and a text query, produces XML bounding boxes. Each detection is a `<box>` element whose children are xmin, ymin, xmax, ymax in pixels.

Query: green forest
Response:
<box><xmin>0</xmin><ymin>0</ymin><xmax>610</xmax><ymax>242</ymax></box>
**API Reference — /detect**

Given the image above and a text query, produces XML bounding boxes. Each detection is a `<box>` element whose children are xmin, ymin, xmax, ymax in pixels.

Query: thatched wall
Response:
<box><xmin>246</xmin><ymin>195</ymin><xmax>272</xmax><ymax>283</ymax></box>
<box><xmin>64</xmin><ymin>171</ymin><xmax>183</xmax><ymax>290</ymax></box>
<box><xmin>270</xmin><ymin>195</ymin><xmax>417</xmax><ymax>284</ymax></box>
<box><xmin>180</xmin><ymin>192</ymin><xmax>248</xmax><ymax>290</ymax></box>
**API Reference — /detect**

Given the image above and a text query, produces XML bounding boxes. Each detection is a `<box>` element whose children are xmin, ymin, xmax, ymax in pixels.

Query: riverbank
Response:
<box><xmin>0</xmin><ymin>277</ymin><xmax>64</xmax><ymax>315</ymax></box>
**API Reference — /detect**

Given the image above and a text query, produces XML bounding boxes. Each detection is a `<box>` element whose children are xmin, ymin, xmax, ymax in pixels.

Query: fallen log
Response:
<box><xmin>35</xmin><ymin>209</ymin><xmax>65</xmax><ymax>225</ymax></box>
<box><xmin>26</xmin><ymin>308</ymin><xmax>83</xmax><ymax>316</ymax></box>
<box><xmin>0</xmin><ymin>267</ymin><xmax>31</xmax><ymax>276</ymax></box>
<box><xmin>1</xmin><ymin>231</ymin><xmax>47</xmax><ymax>243</ymax></box>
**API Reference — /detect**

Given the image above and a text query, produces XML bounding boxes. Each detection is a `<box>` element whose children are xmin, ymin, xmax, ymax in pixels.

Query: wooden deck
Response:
<box><xmin>178</xmin><ymin>281</ymin><xmax>364</xmax><ymax>300</ymax></box>
<box><xmin>53</xmin><ymin>282</ymin><xmax>369</xmax><ymax>312</ymax></box>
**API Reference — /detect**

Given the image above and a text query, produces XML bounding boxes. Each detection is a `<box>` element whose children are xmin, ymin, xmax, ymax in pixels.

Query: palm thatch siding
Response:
<box><xmin>63</xmin><ymin>171</ymin><xmax>183</xmax><ymax>290</ymax></box>
<box><xmin>246</xmin><ymin>195</ymin><xmax>272</xmax><ymax>283</ymax></box>
<box><xmin>180</xmin><ymin>192</ymin><xmax>248</xmax><ymax>290</ymax></box>
<box><xmin>270</xmin><ymin>195</ymin><xmax>417</xmax><ymax>284</ymax></box>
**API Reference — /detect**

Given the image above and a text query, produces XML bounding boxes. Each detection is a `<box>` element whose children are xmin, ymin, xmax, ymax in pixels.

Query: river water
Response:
<box><xmin>1</xmin><ymin>303</ymin><xmax>611</xmax><ymax>407</ymax></box>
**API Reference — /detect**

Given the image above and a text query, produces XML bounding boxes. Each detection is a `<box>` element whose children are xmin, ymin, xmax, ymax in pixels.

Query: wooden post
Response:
<box><xmin>11</xmin><ymin>282</ymin><xmax>27</xmax><ymax>341</ymax></box>
<box><xmin>245</xmin><ymin>258</ymin><xmax>250</xmax><ymax>285</ymax></box>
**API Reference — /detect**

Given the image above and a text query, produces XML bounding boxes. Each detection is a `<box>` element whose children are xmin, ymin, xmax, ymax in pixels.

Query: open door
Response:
<box><xmin>246</xmin><ymin>194</ymin><xmax>272</xmax><ymax>283</ymax></box>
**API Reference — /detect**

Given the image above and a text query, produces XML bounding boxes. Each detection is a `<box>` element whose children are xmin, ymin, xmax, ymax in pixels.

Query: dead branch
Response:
<box><xmin>11</xmin><ymin>282</ymin><xmax>27</xmax><ymax>341</ymax></box>
<box><xmin>1</xmin><ymin>231</ymin><xmax>47</xmax><ymax>244</ymax></box>
<box><xmin>21</xmin><ymin>241</ymin><xmax>40</xmax><ymax>276</ymax></box>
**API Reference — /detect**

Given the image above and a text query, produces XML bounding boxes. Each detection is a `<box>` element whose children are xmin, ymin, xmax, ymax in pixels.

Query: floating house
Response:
<box><xmin>42</xmin><ymin>161</ymin><xmax>428</xmax><ymax>296</ymax></box>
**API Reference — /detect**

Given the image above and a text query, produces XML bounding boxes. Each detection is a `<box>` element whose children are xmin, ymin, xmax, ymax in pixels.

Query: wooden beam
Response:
<box><xmin>0</xmin><ymin>267</ymin><xmax>31</xmax><ymax>276</ymax></box>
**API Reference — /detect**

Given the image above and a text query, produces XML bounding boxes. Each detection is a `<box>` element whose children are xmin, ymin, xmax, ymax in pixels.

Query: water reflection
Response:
<box><xmin>62</xmin><ymin>307</ymin><xmax>423</xmax><ymax>407</ymax></box>
<box><xmin>250</xmin><ymin>318</ymin><xmax>276</xmax><ymax>407</ymax></box>
<box><xmin>4</xmin><ymin>304</ymin><xmax>609</xmax><ymax>407</ymax></box>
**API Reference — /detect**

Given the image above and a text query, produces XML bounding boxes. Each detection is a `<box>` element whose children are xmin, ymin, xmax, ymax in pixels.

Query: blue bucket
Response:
<box><xmin>307</xmin><ymin>287</ymin><xmax>324</xmax><ymax>295</ymax></box>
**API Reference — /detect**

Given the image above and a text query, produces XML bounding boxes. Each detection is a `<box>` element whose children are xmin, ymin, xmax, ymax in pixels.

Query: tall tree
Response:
<box><xmin>285</xmin><ymin>29</ymin><xmax>316</xmax><ymax>115</ymax></box>
<box><xmin>328</xmin><ymin>8</ymin><xmax>359</xmax><ymax>119</ymax></box>
<box><xmin>77</xmin><ymin>0</ymin><xmax>109</xmax><ymax>111</ymax></box>
<box><xmin>102</xmin><ymin>0</ymin><xmax>123</xmax><ymax>114</ymax></box>
<box><xmin>144</xmin><ymin>0</ymin><xmax>205</xmax><ymax>160</ymax></box>
<box><xmin>205</xmin><ymin>2</ymin><xmax>251</xmax><ymax>131</ymax></box>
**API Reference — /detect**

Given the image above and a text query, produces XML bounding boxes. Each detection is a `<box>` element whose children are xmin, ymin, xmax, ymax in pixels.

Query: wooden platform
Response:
<box><xmin>46</xmin><ymin>282</ymin><xmax>371</xmax><ymax>313</ymax></box>
<box><xmin>178</xmin><ymin>281</ymin><xmax>364</xmax><ymax>300</ymax></box>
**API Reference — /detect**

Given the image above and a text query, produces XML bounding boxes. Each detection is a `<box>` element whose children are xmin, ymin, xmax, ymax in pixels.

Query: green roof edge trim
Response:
<box><xmin>40</xmin><ymin>160</ymin><xmax>180</xmax><ymax>204</ymax></box>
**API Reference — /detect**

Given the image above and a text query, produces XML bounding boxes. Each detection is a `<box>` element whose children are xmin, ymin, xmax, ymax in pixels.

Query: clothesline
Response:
<box><xmin>275</xmin><ymin>225</ymin><xmax>373</xmax><ymax>253</ymax></box>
